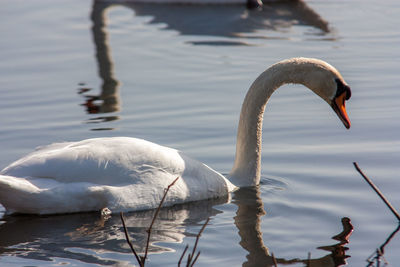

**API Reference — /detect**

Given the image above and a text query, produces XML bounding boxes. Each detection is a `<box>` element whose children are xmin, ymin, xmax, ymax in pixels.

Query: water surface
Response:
<box><xmin>0</xmin><ymin>0</ymin><xmax>399</xmax><ymax>266</ymax></box>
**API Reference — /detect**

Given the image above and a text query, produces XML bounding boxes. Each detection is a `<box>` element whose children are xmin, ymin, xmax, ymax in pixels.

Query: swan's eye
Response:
<box><xmin>335</xmin><ymin>78</ymin><xmax>351</xmax><ymax>100</ymax></box>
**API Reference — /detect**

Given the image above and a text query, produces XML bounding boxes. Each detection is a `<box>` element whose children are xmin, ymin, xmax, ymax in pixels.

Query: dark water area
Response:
<box><xmin>0</xmin><ymin>0</ymin><xmax>399</xmax><ymax>266</ymax></box>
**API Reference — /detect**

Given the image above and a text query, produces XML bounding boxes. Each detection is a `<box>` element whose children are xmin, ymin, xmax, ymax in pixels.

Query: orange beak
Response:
<box><xmin>332</xmin><ymin>91</ymin><xmax>351</xmax><ymax>129</ymax></box>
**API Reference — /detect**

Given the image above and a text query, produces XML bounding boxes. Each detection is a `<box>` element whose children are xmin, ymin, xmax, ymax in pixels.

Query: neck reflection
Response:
<box><xmin>78</xmin><ymin>1</ymin><xmax>121</xmax><ymax>129</ymax></box>
<box><xmin>233</xmin><ymin>187</ymin><xmax>353</xmax><ymax>267</ymax></box>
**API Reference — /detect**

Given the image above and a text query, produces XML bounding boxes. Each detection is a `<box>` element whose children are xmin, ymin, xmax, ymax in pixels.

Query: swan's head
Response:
<box><xmin>294</xmin><ymin>58</ymin><xmax>352</xmax><ymax>129</ymax></box>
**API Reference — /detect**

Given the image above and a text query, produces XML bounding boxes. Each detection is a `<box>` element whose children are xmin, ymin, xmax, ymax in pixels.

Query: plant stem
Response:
<box><xmin>353</xmin><ymin>162</ymin><xmax>400</xmax><ymax>221</ymax></box>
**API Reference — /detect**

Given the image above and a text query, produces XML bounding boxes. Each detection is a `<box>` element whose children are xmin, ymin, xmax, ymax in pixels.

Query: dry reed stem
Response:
<box><xmin>189</xmin><ymin>218</ymin><xmax>210</xmax><ymax>261</ymax></box>
<box><xmin>120</xmin><ymin>176</ymin><xmax>180</xmax><ymax>267</ymax></box>
<box><xmin>178</xmin><ymin>245</ymin><xmax>189</xmax><ymax>267</ymax></box>
<box><xmin>355</xmin><ymin>162</ymin><xmax>400</xmax><ymax>266</ymax></box>
<box><xmin>366</xmin><ymin>224</ymin><xmax>400</xmax><ymax>266</ymax></box>
<box><xmin>190</xmin><ymin>252</ymin><xmax>201</xmax><ymax>267</ymax></box>
<box><xmin>143</xmin><ymin>176</ymin><xmax>180</xmax><ymax>265</ymax></box>
<box><xmin>379</xmin><ymin>223</ymin><xmax>400</xmax><ymax>254</ymax></box>
<box><xmin>120</xmin><ymin>212</ymin><xmax>143</xmax><ymax>267</ymax></box>
<box><xmin>186</xmin><ymin>218</ymin><xmax>210</xmax><ymax>267</ymax></box>
<box><xmin>271</xmin><ymin>252</ymin><xmax>278</xmax><ymax>267</ymax></box>
<box><xmin>178</xmin><ymin>217</ymin><xmax>210</xmax><ymax>267</ymax></box>
<box><xmin>353</xmin><ymin>162</ymin><xmax>400</xmax><ymax>221</ymax></box>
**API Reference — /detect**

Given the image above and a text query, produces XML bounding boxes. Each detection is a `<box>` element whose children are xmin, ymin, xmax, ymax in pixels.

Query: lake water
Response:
<box><xmin>0</xmin><ymin>0</ymin><xmax>399</xmax><ymax>266</ymax></box>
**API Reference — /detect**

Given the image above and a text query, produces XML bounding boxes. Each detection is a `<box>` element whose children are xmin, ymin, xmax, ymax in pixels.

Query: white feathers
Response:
<box><xmin>0</xmin><ymin>138</ymin><xmax>235</xmax><ymax>214</ymax></box>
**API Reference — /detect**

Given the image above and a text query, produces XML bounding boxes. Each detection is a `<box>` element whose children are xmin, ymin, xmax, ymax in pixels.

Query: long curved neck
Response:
<box><xmin>229</xmin><ymin>60</ymin><xmax>310</xmax><ymax>186</ymax></box>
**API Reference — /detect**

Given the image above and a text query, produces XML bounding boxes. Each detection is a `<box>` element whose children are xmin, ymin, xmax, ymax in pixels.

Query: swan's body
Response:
<box><xmin>0</xmin><ymin>58</ymin><xmax>351</xmax><ymax>215</ymax></box>
<box><xmin>0</xmin><ymin>138</ymin><xmax>235</xmax><ymax>214</ymax></box>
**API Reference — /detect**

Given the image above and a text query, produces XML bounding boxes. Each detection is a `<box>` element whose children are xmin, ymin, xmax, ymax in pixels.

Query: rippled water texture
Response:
<box><xmin>0</xmin><ymin>0</ymin><xmax>399</xmax><ymax>266</ymax></box>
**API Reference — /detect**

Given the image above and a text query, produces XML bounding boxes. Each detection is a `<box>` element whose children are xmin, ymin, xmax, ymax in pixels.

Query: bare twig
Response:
<box><xmin>178</xmin><ymin>218</ymin><xmax>210</xmax><ymax>267</ymax></box>
<box><xmin>272</xmin><ymin>252</ymin><xmax>278</xmax><ymax>267</ymax></box>
<box><xmin>120</xmin><ymin>176</ymin><xmax>205</xmax><ymax>267</ymax></box>
<box><xmin>367</xmin><ymin>223</ymin><xmax>400</xmax><ymax>266</ymax></box>
<box><xmin>355</xmin><ymin>162</ymin><xmax>400</xmax><ymax>266</ymax></box>
<box><xmin>120</xmin><ymin>212</ymin><xmax>143</xmax><ymax>267</ymax></box>
<box><xmin>353</xmin><ymin>162</ymin><xmax>400</xmax><ymax>221</ymax></box>
<box><xmin>188</xmin><ymin>218</ymin><xmax>210</xmax><ymax>261</ymax></box>
<box><xmin>190</xmin><ymin>252</ymin><xmax>201</xmax><ymax>267</ymax></box>
<box><xmin>178</xmin><ymin>245</ymin><xmax>189</xmax><ymax>267</ymax></box>
<box><xmin>143</xmin><ymin>176</ymin><xmax>180</xmax><ymax>265</ymax></box>
<box><xmin>120</xmin><ymin>176</ymin><xmax>180</xmax><ymax>266</ymax></box>
<box><xmin>379</xmin><ymin>223</ymin><xmax>400</xmax><ymax>254</ymax></box>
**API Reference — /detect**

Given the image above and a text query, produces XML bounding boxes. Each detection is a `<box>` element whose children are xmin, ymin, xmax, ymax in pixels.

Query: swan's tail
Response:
<box><xmin>0</xmin><ymin>175</ymin><xmax>42</xmax><ymax>214</ymax></box>
<box><xmin>0</xmin><ymin>175</ymin><xmax>108</xmax><ymax>215</ymax></box>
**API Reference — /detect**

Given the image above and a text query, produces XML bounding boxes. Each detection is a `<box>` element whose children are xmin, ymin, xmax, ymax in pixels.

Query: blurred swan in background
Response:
<box><xmin>121</xmin><ymin>0</ymin><xmax>330</xmax><ymax>39</ymax></box>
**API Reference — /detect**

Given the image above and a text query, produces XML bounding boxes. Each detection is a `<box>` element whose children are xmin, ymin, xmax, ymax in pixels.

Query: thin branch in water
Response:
<box><xmin>367</xmin><ymin>248</ymin><xmax>389</xmax><ymax>267</ymax></box>
<box><xmin>190</xmin><ymin>252</ymin><xmax>201</xmax><ymax>267</ymax></box>
<box><xmin>272</xmin><ymin>252</ymin><xmax>278</xmax><ymax>267</ymax></box>
<box><xmin>379</xmin><ymin>223</ymin><xmax>400</xmax><ymax>254</ymax></box>
<box><xmin>120</xmin><ymin>176</ymin><xmax>205</xmax><ymax>267</ymax></box>
<box><xmin>179</xmin><ymin>218</ymin><xmax>210</xmax><ymax>267</ymax></box>
<box><xmin>143</xmin><ymin>176</ymin><xmax>181</xmax><ymax>265</ymax></box>
<box><xmin>120</xmin><ymin>177</ymin><xmax>180</xmax><ymax>266</ymax></box>
<box><xmin>189</xmin><ymin>218</ymin><xmax>210</xmax><ymax>261</ymax></box>
<box><xmin>355</xmin><ymin>162</ymin><xmax>400</xmax><ymax>266</ymax></box>
<box><xmin>120</xmin><ymin>212</ymin><xmax>143</xmax><ymax>267</ymax></box>
<box><xmin>178</xmin><ymin>245</ymin><xmax>189</xmax><ymax>267</ymax></box>
<box><xmin>353</xmin><ymin>162</ymin><xmax>400</xmax><ymax>221</ymax></box>
<box><xmin>366</xmin><ymin>223</ymin><xmax>400</xmax><ymax>266</ymax></box>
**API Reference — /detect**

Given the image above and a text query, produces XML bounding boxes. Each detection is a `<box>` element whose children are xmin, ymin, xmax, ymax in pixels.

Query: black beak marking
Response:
<box><xmin>335</xmin><ymin>78</ymin><xmax>351</xmax><ymax>100</ymax></box>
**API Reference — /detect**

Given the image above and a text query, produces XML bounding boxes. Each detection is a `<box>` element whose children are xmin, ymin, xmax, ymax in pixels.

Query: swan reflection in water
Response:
<box><xmin>0</xmin><ymin>186</ymin><xmax>352</xmax><ymax>266</ymax></box>
<box><xmin>110</xmin><ymin>0</ymin><xmax>330</xmax><ymax>42</ymax></box>
<box><xmin>0</xmin><ymin>196</ymin><xmax>228</xmax><ymax>265</ymax></box>
<box><xmin>78</xmin><ymin>0</ymin><xmax>123</xmax><ymax>129</ymax></box>
<box><xmin>79</xmin><ymin>0</ymin><xmax>331</xmax><ymax>128</ymax></box>
<box><xmin>234</xmin><ymin>187</ymin><xmax>353</xmax><ymax>267</ymax></box>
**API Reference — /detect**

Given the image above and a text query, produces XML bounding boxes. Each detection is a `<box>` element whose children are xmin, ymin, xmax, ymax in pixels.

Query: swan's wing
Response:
<box><xmin>1</xmin><ymin>137</ymin><xmax>186</xmax><ymax>185</ymax></box>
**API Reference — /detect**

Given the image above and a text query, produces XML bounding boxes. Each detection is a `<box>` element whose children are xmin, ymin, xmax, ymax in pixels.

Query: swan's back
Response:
<box><xmin>3</xmin><ymin>137</ymin><xmax>185</xmax><ymax>185</ymax></box>
<box><xmin>0</xmin><ymin>137</ymin><xmax>234</xmax><ymax>214</ymax></box>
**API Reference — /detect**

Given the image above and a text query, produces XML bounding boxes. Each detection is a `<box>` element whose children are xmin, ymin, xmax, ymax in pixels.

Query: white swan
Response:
<box><xmin>0</xmin><ymin>58</ymin><xmax>351</xmax><ymax>215</ymax></box>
